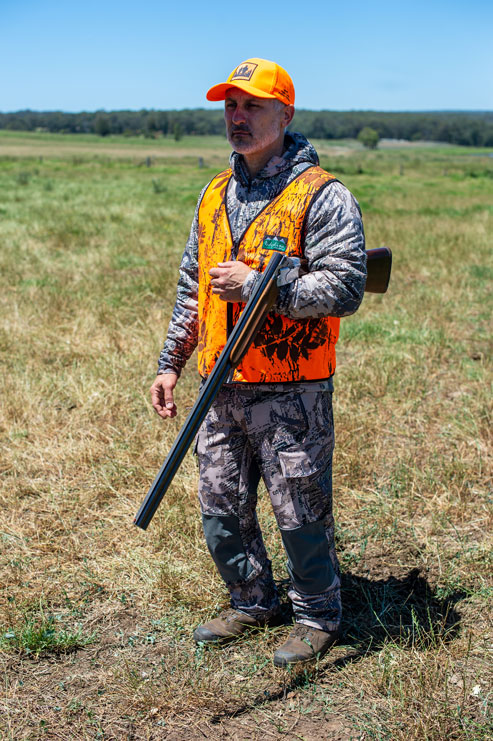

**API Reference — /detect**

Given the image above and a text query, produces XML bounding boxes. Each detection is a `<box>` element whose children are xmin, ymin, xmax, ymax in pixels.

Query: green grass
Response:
<box><xmin>1</xmin><ymin>612</ymin><xmax>94</xmax><ymax>656</ymax></box>
<box><xmin>0</xmin><ymin>131</ymin><xmax>491</xmax><ymax>740</ymax></box>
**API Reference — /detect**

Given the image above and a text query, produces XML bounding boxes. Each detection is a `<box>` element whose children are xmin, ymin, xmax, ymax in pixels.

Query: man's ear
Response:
<box><xmin>282</xmin><ymin>104</ymin><xmax>295</xmax><ymax>129</ymax></box>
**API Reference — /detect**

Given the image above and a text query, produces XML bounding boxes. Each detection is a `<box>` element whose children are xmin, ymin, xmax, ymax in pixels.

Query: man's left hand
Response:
<box><xmin>209</xmin><ymin>260</ymin><xmax>252</xmax><ymax>302</ymax></box>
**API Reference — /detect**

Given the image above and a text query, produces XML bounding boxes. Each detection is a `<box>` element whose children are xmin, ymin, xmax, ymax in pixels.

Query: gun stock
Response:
<box><xmin>134</xmin><ymin>246</ymin><xmax>392</xmax><ymax>530</ymax></box>
<box><xmin>365</xmin><ymin>246</ymin><xmax>392</xmax><ymax>293</ymax></box>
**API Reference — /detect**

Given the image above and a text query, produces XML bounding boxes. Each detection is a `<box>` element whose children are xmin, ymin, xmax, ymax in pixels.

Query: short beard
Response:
<box><xmin>226</xmin><ymin>121</ymin><xmax>283</xmax><ymax>155</ymax></box>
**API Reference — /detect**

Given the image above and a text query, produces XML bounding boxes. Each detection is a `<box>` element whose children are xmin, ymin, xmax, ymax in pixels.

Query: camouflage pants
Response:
<box><xmin>195</xmin><ymin>381</ymin><xmax>341</xmax><ymax>632</ymax></box>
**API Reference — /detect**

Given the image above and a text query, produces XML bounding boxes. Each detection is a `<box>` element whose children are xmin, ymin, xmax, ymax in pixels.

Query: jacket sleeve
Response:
<box><xmin>156</xmin><ymin>191</ymin><xmax>205</xmax><ymax>376</ymax></box>
<box><xmin>240</xmin><ymin>181</ymin><xmax>367</xmax><ymax>319</ymax></box>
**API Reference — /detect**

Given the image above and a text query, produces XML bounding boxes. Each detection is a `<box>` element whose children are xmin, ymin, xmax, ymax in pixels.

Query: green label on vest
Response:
<box><xmin>262</xmin><ymin>236</ymin><xmax>288</xmax><ymax>252</ymax></box>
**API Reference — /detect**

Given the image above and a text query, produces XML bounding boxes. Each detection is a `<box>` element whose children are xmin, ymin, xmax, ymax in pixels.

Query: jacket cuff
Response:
<box><xmin>157</xmin><ymin>363</ymin><xmax>183</xmax><ymax>378</ymax></box>
<box><xmin>240</xmin><ymin>269</ymin><xmax>262</xmax><ymax>302</ymax></box>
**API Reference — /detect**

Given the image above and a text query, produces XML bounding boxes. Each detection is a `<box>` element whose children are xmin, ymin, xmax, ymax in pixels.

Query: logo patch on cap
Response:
<box><xmin>262</xmin><ymin>236</ymin><xmax>287</xmax><ymax>252</ymax></box>
<box><xmin>231</xmin><ymin>62</ymin><xmax>258</xmax><ymax>81</ymax></box>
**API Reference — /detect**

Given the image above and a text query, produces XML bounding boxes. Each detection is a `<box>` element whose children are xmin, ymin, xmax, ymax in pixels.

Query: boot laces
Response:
<box><xmin>219</xmin><ymin>609</ymin><xmax>245</xmax><ymax>624</ymax></box>
<box><xmin>291</xmin><ymin>624</ymin><xmax>313</xmax><ymax>641</ymax></box>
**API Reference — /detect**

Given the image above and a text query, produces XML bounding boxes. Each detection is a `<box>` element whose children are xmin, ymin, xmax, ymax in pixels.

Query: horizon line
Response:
<box><xmin>1</xmin><ymin>107</ymin><xmax>492</xmax><ymax>116</ymax></box>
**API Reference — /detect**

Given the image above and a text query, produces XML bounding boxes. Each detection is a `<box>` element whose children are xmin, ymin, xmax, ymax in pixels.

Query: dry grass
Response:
<box><xmin>0</xmin><ymin>130</ymin><xmax>232</xmax><ymax>162</ymax></box>
<box><xmin>0</xmin><ymin>131</ymin><xmax>491</xmax><ymax>739</ymax></box>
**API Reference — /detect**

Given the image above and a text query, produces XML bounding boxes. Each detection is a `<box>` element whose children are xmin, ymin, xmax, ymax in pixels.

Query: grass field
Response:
<box><xmin>0</xmin><ymin>130</ymin><xmax>491</xmax><ymax>740</ymax></box>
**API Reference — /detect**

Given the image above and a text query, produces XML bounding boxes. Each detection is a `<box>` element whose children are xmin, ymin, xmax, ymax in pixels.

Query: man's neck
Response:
<box><xmin>242</xmin><ymin>135</ymin><xmax>286</xmax><ymax>178</ymax></box>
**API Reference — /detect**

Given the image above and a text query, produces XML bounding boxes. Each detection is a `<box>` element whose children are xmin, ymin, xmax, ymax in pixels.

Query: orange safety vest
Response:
<box><xmin>197</xmin><ymin>165</ymin><xmax>340</xmax><ymax>382</ymax></box>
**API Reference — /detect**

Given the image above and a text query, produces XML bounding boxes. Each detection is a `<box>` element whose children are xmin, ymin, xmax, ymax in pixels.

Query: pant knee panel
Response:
<box><xmin>202</xmin><ymin>513</ymin><xmax>256</xmax><ymax>586</ymax></box>
<box><xmin>280</xmin><ymin>519</ymin><xmax>336</xmax><ymax>594</ymax></box>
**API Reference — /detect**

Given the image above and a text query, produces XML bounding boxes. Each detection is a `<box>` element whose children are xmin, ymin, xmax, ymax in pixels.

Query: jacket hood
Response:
<box><xmin>230</xmin><ymin>131</ymin><xmax>319</xmax><ymax>186</ymax></box>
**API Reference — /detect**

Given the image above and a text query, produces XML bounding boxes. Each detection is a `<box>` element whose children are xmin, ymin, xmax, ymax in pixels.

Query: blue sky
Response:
<box><xmin>1</xmin><ymin>0</ymin><xmax>492</xmax><ymax>112</ymax></box>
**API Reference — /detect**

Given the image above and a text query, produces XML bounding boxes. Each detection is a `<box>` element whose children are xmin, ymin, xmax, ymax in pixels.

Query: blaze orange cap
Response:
<box><xmin>206</xmin><ymin>58</ymin><xmax>295</xmax><ymax>106</ymax></box>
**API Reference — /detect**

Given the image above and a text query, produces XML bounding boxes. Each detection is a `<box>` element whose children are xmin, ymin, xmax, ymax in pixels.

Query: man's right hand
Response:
<box><xmin>150</xmin><ymin>373</ymin><xmax>178</xmax><ymax>419</ymax></box>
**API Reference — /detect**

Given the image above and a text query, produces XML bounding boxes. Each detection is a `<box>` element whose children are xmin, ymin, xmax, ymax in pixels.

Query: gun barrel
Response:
<box><xmin>134</xmin><ymin>250</ymin><xmax>288</xmax><ymax>530</ymax></box>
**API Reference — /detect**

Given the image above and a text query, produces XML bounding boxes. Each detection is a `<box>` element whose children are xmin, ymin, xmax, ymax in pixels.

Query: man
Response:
<box><xmin>151</xmin><ymin>58</ymin><xmax>366</xmax><ymax>667</ymax></box>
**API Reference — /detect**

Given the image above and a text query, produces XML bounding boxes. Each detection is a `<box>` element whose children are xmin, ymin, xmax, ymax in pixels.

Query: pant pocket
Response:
<box><xmin>276</xmin><ymin>389</ymin><xmax>334</xmax><ymax>479</ymax></box>
<box><xmin>278</xmin><ymin>448</ymin><xmax>326</xmax><ymax>478</ymax></box>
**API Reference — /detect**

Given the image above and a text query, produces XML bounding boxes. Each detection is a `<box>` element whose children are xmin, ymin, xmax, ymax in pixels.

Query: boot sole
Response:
<box><xmin>273</xmin><ymin>632</ymin><xmax>341</xmax><ymax>667</ymax></box>
<box><xmin>193</xmin><ymin>612</ymin><xmax>283</xmax><ymax>645</ymax></box>
<box><xmin>273</xmin><ymin>651</ymin><xmax>325</xmax><ymax>668</ymax></box>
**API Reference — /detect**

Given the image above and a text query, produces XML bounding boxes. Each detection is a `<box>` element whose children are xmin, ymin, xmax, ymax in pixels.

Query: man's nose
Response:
<box><xmin>231</xmin><ymin>106</ymin><xmax>246</xmax><ymax>124</ymax></box>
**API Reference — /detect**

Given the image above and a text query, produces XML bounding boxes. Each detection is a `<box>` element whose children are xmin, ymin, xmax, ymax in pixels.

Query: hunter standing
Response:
<box><xmin>151</xmin><ymin>58</ymin><xmax>366</xmax><ymax>666</ymax></box>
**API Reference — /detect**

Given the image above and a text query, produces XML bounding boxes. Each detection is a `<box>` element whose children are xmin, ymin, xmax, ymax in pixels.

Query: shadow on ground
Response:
<box><xmin>340</xmin><ymin>567</ymin><xmax>464</xmax><ymax>652</ymax></box>
<box><xmin>211</xmin><ymin>567</ymin><xmax>466</xmax><ymax>721</ymax></box>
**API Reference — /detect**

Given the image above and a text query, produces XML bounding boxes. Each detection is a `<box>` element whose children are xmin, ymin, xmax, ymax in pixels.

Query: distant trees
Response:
<box><xmin>145</xmin><ymin>111</ymin><xmax>169</xmax><ymax>137</ymax></box>
<box><xmin>358</xmin><ymin>126</ymin><xmax>380</xmax><ymax>149</ymax></box>
<box><xmin>1</xmin><ymin>109</ymin><xmax>492</xmax><ymax>146</ymax></box>
<box><xmin>173</xmin><ymin>122</ymin><xmax>183</xmax><ymax>141</ymax></box>
<box><xmin>94</xmin><ymin>114</ymin><xmax>110</xmax><ymax>137</ymax></box>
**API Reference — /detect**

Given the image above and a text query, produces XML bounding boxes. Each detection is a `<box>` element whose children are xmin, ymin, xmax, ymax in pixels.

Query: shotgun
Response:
<box><xmin>134</xmin><ymin>246</ymin><xmax>391</xmax><ymax>530</ymax></box>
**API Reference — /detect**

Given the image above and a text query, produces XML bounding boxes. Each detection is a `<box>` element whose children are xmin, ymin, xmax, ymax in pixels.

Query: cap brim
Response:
<box><xmin>206</xmin><ymin>81</ymin><xmax>277</xmax><ymax>101</ymax></box>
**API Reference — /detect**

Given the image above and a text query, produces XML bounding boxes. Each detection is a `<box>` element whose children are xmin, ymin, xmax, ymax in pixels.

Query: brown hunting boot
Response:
<box><xmin>193</xmin><ymin>608</ymin><xmax>272</xmax><ymax>645</ymax></box>
<box><xmin>273</xmin><ymin>623</ymin><xmax>340</xmax><ymax>667</ymax></box>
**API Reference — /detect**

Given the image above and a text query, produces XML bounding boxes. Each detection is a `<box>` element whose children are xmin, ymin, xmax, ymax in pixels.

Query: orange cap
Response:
<box><xmin>206</xmin><ymin>58</ymin><xmax>295</xmax><ymax>106</ymax></box>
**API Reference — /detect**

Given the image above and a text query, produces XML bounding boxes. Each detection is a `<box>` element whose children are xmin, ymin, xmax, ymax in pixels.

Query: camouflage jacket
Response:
<box><xmin>157</xmin><ymin>132</ymin><xmax>366</xmax><ymax>378</ymax></box>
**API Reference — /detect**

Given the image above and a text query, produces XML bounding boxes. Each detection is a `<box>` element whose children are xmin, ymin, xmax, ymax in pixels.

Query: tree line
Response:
<box><xmin>1</xmin><ymin>108</ymin><xmax>492</xmax><ymax>146</ymax></box>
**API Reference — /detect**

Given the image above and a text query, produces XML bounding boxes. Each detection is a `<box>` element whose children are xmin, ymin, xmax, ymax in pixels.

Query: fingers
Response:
<box><xmin>149</xmin><ymin>382</ymin><xmax>167</xmax><ymax>418</ymax></box>
<box><xmin>163</xmin><ymin>383</ymin><xmax>175</xmax><ymax>413</ymax></box>
<box><xmin>209</xmin><ymin>261</ymin><xmax>235</xmax><ymax>279</ymax></box>
<box><xmin>150</xmin><ymin>374</ymin><xmax>178</xmax><ymax>419</ymax></box>
<box><xmin>209</xmin><ymin>265</ymin><xmax>228</xmax><ymax>297</ymax></box>
<box><xmin>209</xmin><ymin>261</ymin><xmax>251</xmax><ymax>302</ymax></box>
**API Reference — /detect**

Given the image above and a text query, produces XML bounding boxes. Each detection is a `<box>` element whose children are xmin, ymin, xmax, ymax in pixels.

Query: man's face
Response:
<box><xmin>224</xmin><ymin>88</ymin><xmax>292</xmax><ymax>156</ymax></box>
